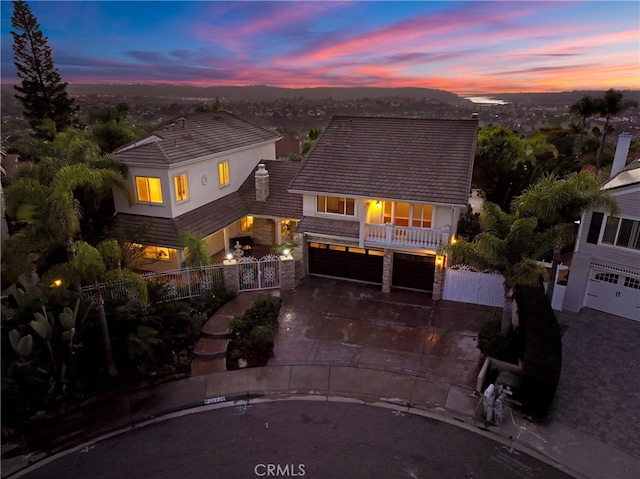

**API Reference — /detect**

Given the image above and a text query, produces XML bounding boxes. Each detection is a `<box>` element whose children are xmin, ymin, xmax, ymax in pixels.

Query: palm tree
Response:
<box><xmin>569</xmin><ymin>95</ymin><xmax>597</xmax><ymax>160</ymax></box>
<box><xmin>513</xmin><ymin>170</ymin><xmax>619</xmax><ymax>302</ymax></box>
<box><xmin>179</xmin><ymin>231</ymin><xmax>211</xmax><ymax>268</ymax></box>
<box><xmin>46</xmin><ymin>240</ymin><xmax>149</xmax><ymax>377</ymax></box>
<box><xmin>447</xmin><ymin>202</ymin><xmax>549</xmax><ymax>336</ymax></box>
<box><xmin>47</xmin><ymin>241</ymin><xmax>117</xmax><ymax>376</ymax></box>
<box><xmin>594</xmin><ymin>89</ymin><xmax>637</xmax><ymax>170</ymax></box>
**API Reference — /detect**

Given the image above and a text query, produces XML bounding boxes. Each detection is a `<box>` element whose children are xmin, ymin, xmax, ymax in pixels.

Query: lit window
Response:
<box><xmin>174</xmin><ymin>173</ymin><xmax>189</xmax><ymax>202</ymax></box>
<box><xmin>241</xmin><ymin>216</ymin><xmax>254</xmax><ymax>232</ymax></box>
<box><xmin>218</xmin><ymin>161</ymin><xmax>230</xmax><ymax>186</ymax></box>
<box><xmin>143</xmin><ymin>246</ymin><xmax>171</xmax><ymax>260</ymax></box>
<box><xmin>412</xmin><ymin>204</ymin><xmax>433</xmax><ymax>228</ymax></box>
<box><xmin>382</xmin><ymin>202</ymin><xmax>433</xmax><ymax>228</ymax></box>
<box><xmin>135</xmin><ymin>177</ymin><xmax>163</xmax><ymax>204</ymax></box>
<box><xmin>316</xmin><ymin>195</ymin><xmax>355</xmax><ymax>216</ymax></box>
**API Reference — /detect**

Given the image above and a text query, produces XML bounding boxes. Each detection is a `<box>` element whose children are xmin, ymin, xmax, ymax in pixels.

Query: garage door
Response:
<box><xmin>308</xmin><ymin>243</ymin><xmax>384</xmax><ymax>284</ymax></box>
<box><xmin>392</xmin><ymin>253</ymin><xmax>435</xmax><ymax>291</ymax></box>
<box><xmin>585</xmin><ymin>269</ymin><xmax>640</xmax><ymax>321</ymax></box>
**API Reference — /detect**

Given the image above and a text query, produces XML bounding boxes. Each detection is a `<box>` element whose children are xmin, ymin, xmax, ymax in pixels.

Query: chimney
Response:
<box><xmin>255</xmin><ymin>163</ymin><xmax>269</xmax><ymax>202</ymax></box>
<box><xmin>610</xmin><ymin>132</ymin><xmax>632</xmax><ymax>178</ymax></box>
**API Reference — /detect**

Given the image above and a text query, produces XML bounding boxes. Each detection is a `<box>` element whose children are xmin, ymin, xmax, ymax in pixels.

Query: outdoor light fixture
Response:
<box><xmin>52</xmin><ymin>279</ymin><xmax>62</xmax><ymax>287</ymax></box>
<box><xmin>451</xmin><ymin>235</ymin><xmax>457</xmax><ymax>244</ymax></box>
<box><xmin>226</xmin><ymin>252</ymin><xmax>233</xmax><ymax>260</ymax></box>
<box><xmin>374</xmin><ymin>200</ymin><xmax>382</xmax><ymax>207</ymax></box>
<box><xmin>283</xmin><ymin>248</ymin><xmax>291</xmax><ymax>256</ymax></box>
<box><xmin>435</xmin><ymin>255</ymin><xmax>445</xmax><ymax>268</ymax></box>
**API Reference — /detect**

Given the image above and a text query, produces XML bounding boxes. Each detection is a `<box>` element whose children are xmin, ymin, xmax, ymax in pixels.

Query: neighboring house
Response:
<box><xmin>564</xmin><ymin>133</ymin><xmax>640</xmax><ymax>321</ymax></box>
<box><xmin>110</xmin><ymin>112</ymin><xmax>302</xmax><ymax>271</ymax></box>
<box><xmin>288</xmin><ymin>115</ymin><xmax>478</xmax><ymax>293</ymax></box>
<box><xmin>275</xmin><ymin>139</ymin><xmax>301</xmax><ymax>160</ymax></box>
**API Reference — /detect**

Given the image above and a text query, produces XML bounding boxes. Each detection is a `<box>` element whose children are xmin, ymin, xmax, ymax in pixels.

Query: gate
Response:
<box><xmin>238</xmin><ymin>254</ymin><xmax>280</xmax><ymax>291</ymax></box>
<box><xmin>442</xmin><ymin>266</ymin><xmax>504</xmax><ymax>307</ymax></box>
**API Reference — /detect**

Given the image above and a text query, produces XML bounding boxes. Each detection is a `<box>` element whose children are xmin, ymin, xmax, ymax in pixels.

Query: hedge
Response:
<box><xmin>515</xmin><ymin>285</ymin><xmax>563</xmax><ymax>418</ymax></box>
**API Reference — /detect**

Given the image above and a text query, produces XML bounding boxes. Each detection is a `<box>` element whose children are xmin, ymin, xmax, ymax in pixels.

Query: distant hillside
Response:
<box><xmin>62</xmin><ymin>84</ymin><xmax>467</xmax><ymax>105</ymax></box>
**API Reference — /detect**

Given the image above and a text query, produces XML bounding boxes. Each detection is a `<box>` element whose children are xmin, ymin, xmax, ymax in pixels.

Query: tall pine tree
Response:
<box><xmin>11</xmin><ymin>0</ymin><xmax>77</xmax><ymax>135</ymax></box>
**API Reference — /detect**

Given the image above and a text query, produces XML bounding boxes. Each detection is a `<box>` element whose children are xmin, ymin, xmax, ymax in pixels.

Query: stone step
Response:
<box><xmin>190</xmin><ymin>357</ymin><xmax>226</xmax><ymax>376</ymax></box>
<box><xmin>201</xmin><ymin>314</ymin><xmax>234</xmax><ymax>338</ymax></box>
<box><xmin>193</xmin><ymin>337</ymin><xmax>229</xmax><ymax>358</ymax></box>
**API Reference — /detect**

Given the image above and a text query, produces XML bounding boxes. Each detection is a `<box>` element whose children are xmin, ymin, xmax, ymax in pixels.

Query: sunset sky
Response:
<box><xmin>1</xmin><ymin>1</ymin><xmax>638</xmax><ymax>93</ymax></box>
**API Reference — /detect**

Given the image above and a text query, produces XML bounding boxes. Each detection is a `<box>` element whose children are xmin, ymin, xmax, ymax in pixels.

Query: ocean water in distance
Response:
<box><xmin>462</xmin><ymin>96</ymin><xmax>509</xmax><ymax>105</ymax></box>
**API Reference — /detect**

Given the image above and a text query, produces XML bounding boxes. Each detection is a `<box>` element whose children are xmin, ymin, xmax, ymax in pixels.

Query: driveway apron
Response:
<box><xmin>270</xmin><ymin>277</ymin><xmax>498</xmax><ymax>388</ymax></box>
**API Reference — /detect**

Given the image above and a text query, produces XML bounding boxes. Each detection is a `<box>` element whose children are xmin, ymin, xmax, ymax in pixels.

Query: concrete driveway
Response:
<box><xmin>271</xmin><ymin>276</ymin><xmax>498</xmax><ymax>388</ymax></box>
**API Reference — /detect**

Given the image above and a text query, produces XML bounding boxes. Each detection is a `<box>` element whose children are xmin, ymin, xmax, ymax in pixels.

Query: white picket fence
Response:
<box><xmin>442</xmin><ymin>267</ymin><xmax>504</xmax><ymax>307</ymax></box>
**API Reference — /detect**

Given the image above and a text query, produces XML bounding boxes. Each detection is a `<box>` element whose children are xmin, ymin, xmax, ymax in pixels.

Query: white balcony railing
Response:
<box><xmin>364</xmin><ymin>223</ymin><xmax>450</xmax><ymax>250</ymax></box>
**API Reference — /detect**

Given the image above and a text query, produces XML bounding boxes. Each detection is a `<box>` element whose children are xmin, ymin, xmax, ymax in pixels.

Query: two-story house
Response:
<box><xmin>288</xmin><ymin>115</ymin><xmax>478</xmax><ymax>293</ymax></box>
<box><xmin>110</xmin><ymin>112</ymin><xmax>302</xmax><ymax>271</ymax></box>
<box><xmin>564</xmin><ymin>133</ymin><xmax>640</xmax><ymax>321</ymax></box>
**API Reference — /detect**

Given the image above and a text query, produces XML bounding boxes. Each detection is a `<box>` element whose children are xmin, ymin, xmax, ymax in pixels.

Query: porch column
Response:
<box><xmin>293</xmin><ymin>232</ymin><xmax>306</xmax><ymax>280</ymax></box>
<box><xmin>279</xmin><ymin>253</ymin><xmax>295</xmax><ymax>291</ymax></box>
<box><xmin>432</xmin><ymin>254</ymin><xmax>445</xmax><ymax>300</ymax></box>
<box><xmin>222</xmin><ymin>258</ymin><xmax>239</xmax><ymax>292</ymax></box>
<box><xmin>275</xmin><ymin>217</ymin><xmax>283</xmax><ymax>245</ymax></box>
<box><xmin>382</xmin><ymin>249</ymin><xmax>393</xmax><ymax>293</ymax></box>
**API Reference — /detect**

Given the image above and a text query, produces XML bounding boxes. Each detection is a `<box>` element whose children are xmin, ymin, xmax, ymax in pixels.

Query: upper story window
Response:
<box><xmin>587</xmin><ymin>212</ymin><xmax>640</xmax><ymax>250</ymax></box>
<box><xmin>174</xmin><ymin>173</ymin><xmax>189</xmax><ymax>202</ymax></box>
<box><xmin>383</xmin><ymin>201</ymin><xmax>432</xmax><ymax>228</ymax></box>
<box><xmin>317</xmin><ymin>195</ymin><xmax>355</xmax><ymax>216</ymax></box>
<box><xmin>135</xmin><ymin>176</ymin><xmax>163</xmax><ymax>204</ymax></box>
<box><xmin>601</xmin><ymin>216</ymin><xmax>640</xmax><ymax>250</ymax></box>
<box><xmin>218</xmin><ymin>161</ymin><xmax>230</xmax><ymax>187</ymax></box>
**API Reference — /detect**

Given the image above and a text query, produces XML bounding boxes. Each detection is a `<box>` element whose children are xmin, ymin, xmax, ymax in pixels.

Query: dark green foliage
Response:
<box><xmin>477</xmin><ymin>313</ymin><xmax>522</xmax><ymax>364</ymax></box>
<box><xmin>456</xmin><ymin>205</ymin><xmax>482</xmax><ymax>241</ymax></box>
<box><xmin>228</xmin><ymin>294</ymin><xmax>282</xmax><ymax>367</ymax></box>
<box><xmin>515</xmin><ymin>285</ymin><xmax>563</xmax><ymax>419</ymax></box>
<box><xmin>192</xmin><ymin>285</ymin><xmax>236</xmax><ymax>319</ymax></box>
<box><xmin>11</xmin><ymin>0</ymin><xmax>77</xmax><ymax>134</ymax></box>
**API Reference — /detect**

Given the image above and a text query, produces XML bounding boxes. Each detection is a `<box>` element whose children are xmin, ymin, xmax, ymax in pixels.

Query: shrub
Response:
<box><xmin>515</xmin><ymin>285</ymin><xmax>563</xmax><ymax>419</ymax></box>
<box><xmin>227</xmin><ymin>294</ymin><xmax>282</xmax><ymax>367</ymax></box>
<box><xmin>477</xmin><ymin>313</ymin><xmax>521</xmax><ymax>363</ymax></box>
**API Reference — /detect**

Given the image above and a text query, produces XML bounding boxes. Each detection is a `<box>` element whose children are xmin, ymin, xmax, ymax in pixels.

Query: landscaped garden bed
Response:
<box><xmin>225</xmin><ymin>294</ymin><xmax>282</xmax><ymax>370</ymax></box>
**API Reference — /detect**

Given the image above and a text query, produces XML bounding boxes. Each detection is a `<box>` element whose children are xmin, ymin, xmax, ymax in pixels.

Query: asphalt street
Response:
<box><xmin>19</xmin><ymin>400</ymin><xmax>572</xmax><ymax>479</ymax></box>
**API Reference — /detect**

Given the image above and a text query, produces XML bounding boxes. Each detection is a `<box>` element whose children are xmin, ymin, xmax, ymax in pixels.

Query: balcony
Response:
<box><xmin>364</xmin><ymin>223</ymin><xmax>450</xmax><ymax>250</ymax></box>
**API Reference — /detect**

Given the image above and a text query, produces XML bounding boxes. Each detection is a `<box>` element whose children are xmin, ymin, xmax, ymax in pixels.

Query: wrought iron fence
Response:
<box><xmin>238</xmin><ymin>254</ymin><xmax>280</xmax><ymax>291</ymax></box>
<box><xmin>81</xmin><ymin>263</ymin><xmax>225</xmax><ymax>303</ymax></box>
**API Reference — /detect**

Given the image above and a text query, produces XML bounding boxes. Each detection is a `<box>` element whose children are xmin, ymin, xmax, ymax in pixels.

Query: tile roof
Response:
<box><xmin>111</xmin><ymin>159</ymin><xmax>303</xmax><ymax>248</ymax></box>
<box><xmin>289</xmin><ymin>116</ymin><xmax>478</xmax><ymax>206</ymax></box>
<box><xmin>110</xmin><ymin>192</ymin><xmax>248</xmax><ymax>248</ymax></box>
<box><xmin>296</xmin><ymin>216</ymin><xmax>360</xmax><ymax>239</ymax></box>
<box><xmin>115</xmin><ymin>111</ymin><xmax>281</xmax><ymax>165</ymax></box>
<box><xmin>238</xmin><ymin>160</ymin><xmax>303</xmax><ymax>218</ymax></box>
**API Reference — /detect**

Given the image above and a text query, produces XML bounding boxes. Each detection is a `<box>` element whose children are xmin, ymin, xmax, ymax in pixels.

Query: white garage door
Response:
<box><xmin>585</xmin><ymin>269</ymin><xmax>640</xmax><ymax>321</ymax></box>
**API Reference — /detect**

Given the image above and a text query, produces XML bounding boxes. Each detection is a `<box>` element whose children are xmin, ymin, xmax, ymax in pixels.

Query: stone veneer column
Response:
<box><xmin>293</xmin><ymin>232</ymin><xmax>306</xmax><ymax>280</ymax></box>
<box><xmin>279</xmin><ymin>255</ymin><xmax>295</xmax><ymax>291</ymax></box>
<box><xmin>222</xmin><ymin>259</ymin><xmax>239</xmax><ymax>292</ymax></box>
<box><xmin>252</xmin><ymin>218</ymin><xmax>275</xmax><ymax>246</ymax></box>
<box><xmin>382</xmin><ymin>249</ymin><xmax>393</xmax><ymax>293</ymax></box>
<box><xmin>432</xmin><ymin>257</ymin><xmax>445</xmax><ymax>300</ymax></box>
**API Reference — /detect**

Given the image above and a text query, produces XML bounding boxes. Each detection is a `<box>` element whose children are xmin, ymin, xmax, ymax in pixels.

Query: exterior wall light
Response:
<box><xmin>435</xmin><ymin>255</ymin><xmax>445</xmax><ymax>268</ymax></box>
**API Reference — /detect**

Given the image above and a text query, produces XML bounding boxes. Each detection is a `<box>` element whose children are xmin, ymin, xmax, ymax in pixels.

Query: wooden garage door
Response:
<box><xmin>308</xmin><ymin>243</ymin><xmax>384</xmax><ymax>284</ymax></box>
<box><xmin>392</xmin><ymin>253</ymin><xmax>435</xmax><ymax>291</ymax></box>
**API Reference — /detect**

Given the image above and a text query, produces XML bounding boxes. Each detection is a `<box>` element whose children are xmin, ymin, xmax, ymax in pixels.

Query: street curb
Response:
<box><xmin>3</xmin><ymin>390</ymin><xmax>584</xmax><ymax>479</ymax></box>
